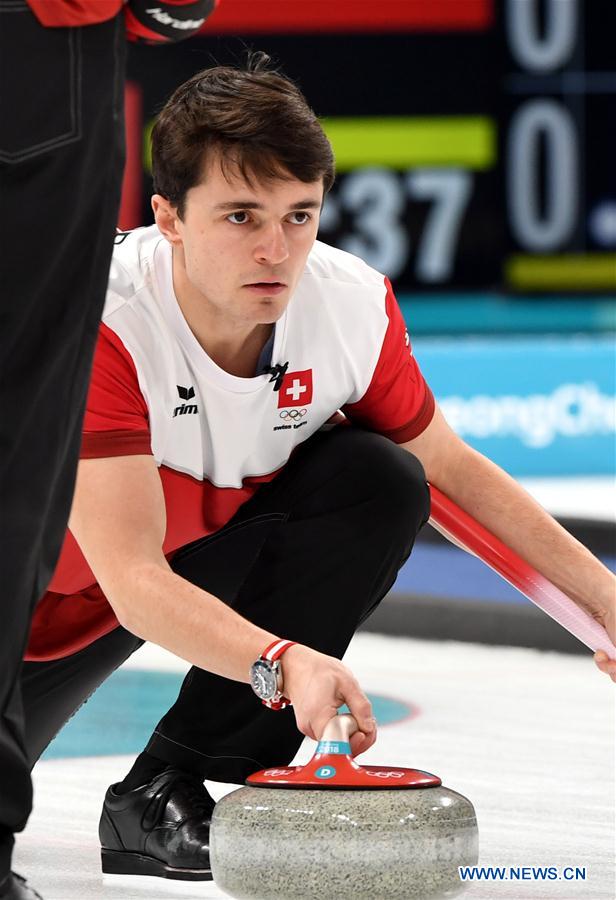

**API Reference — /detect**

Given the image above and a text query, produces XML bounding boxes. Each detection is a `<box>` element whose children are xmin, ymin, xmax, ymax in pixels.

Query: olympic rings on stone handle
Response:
<box><xmin>279</xmin><ymin>409</ymin><xmax>307</xmax><ymax>420</ymax></box>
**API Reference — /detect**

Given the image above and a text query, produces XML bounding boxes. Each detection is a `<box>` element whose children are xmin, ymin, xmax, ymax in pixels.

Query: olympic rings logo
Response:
<box><xmin>364</xmin><ymin>770</ymin><xmax>405</xmax><ymax>779</ymax></box>
<box><xmin>279</xmin><ymin>409</ymin><xmax>307</xmax><ymax>420</ymax></box>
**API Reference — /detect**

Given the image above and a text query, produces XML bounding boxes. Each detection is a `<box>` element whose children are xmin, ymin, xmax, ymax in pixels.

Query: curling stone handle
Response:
<box><xmin>320</xmin><ymin>713</ymin><xmax>359</xmax><ymax>743</ymax></box>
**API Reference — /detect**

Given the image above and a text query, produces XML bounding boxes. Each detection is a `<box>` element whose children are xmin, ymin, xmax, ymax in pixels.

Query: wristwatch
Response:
<box><xmin>250</xmin><ymin>639</ymin><xmax>297</xmax><ymax>710</ymax></box>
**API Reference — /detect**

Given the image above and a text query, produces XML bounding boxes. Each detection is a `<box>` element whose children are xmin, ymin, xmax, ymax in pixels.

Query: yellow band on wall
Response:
<box><xmin>507</xmin><ymin>255</ymin><xmax>616</xmax><ymax>290</ymax></box>
<box><xmin>320</xmin><ymin>116</ymin><xmax>495</xmax><ymax>170</ymax></box>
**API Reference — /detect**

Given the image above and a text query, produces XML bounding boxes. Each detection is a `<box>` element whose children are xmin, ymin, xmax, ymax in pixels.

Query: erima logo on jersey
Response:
<box><xmin>174</xmin><ymin>385</ymin><xmax>198</xmax><ymax>418</ymax></box>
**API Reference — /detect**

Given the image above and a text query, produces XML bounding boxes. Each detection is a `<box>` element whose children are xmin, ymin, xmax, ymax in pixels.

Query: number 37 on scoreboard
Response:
<box><xmin>318</xmin><ymin>168</ymin><xmax>474</xmax><ymax>287</ymax></box>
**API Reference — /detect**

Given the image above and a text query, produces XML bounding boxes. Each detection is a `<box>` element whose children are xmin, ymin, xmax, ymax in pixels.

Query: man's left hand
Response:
<box><xmin>593</xmin><ymin>600</ymin><xmax>616</xmax><ymax>682</ymax></box>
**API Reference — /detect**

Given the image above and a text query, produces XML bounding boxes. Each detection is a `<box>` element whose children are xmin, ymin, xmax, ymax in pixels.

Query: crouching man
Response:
<box><xmin>22</xmin><ymin>53</ymin><xmax>615</xmax><ymax>883</ymax></box>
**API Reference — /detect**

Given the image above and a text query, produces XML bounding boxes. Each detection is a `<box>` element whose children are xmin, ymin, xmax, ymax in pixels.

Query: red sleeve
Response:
<box><xmin>124</xmin><ymin>0</ymin><xmax>217</xmax><ymax>43</ymax></box>
<box><xmin>25</xmin><ymin>1</ymin><xmax>123</xmax><ymax>27</ymax></box>
<box><xmin>80</xmin><ymin>323</ymin><xmax>152</xmax><ymax>458</ymax></box>
<box><xmin>342</xmin><ymin>278</ymin><xmax>435</xmax><ymax>443</ymax></box>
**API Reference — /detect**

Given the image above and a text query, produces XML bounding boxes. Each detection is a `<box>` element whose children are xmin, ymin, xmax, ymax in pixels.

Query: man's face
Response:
<box><xmin>162</xmin><ymin>158</ymin><xmax>324</xmax><ymax>326</ymax></box>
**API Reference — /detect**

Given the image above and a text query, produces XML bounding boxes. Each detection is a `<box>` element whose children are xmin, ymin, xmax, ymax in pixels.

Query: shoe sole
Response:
<box><xmin>101</xmin><ymin>848</ymin><xmax>213</xmax><ymax>881</ymax></box>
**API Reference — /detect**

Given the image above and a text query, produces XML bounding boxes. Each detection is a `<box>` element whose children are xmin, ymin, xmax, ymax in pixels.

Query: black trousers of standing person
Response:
<box><xmin>0</xmin><ymin>2</ymin><xmax>126</xmax><ymax>880</ymax></box>
<box><xmin>20</xmin><ymin>427</ymin><xmax>430</xmax><ymax>784</ymax></box>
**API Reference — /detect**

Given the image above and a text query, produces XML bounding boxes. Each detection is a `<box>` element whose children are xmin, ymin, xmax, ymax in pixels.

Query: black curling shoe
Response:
<box><xmin>0</xmin><ymin>873</ymin><xmax>43</xmax><ymax>900</ymax></box>
<box><xmin>99</xmin><ymin>768</ymin><xmax>215</xmax><ymax>880</ymax></box>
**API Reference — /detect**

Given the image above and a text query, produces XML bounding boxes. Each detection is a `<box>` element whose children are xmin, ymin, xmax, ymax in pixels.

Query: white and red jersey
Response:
<box><xmin>27</xmin><ymin>225</ymin><xmax>434</xmax><ymax>660</ymax></box>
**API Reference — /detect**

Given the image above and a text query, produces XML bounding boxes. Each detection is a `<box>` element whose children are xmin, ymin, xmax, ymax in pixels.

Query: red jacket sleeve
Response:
<box><xmin>80</xmin><ymin>323</ymin><xmax>152</xmax><ymax>458</ymax></box>
<box><xmin>124</xmin><ymin>0</ymin><xmax>217</xmax><ymax>43</ymax></box>
<box><xmin>25</xmin><ymin>1</ymin><xmax>123</xmax><ymax>27</ymax></box>
<box><xmin>342</xmin><ymin>279</ymin><xmax>435</xmax><ymax>443</ymax></box>
<box><xmin>25</xmin><ymin>0</ymin><xmax>216</xmax><ymax>37</ymax></box>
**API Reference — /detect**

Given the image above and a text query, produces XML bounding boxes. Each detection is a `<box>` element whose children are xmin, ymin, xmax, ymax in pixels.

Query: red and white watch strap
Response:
<box><xmin>261</xmin><ymin>639</ymin><xmax>297</xmax><ymax>710</ymax></box>
<box><xmin>262</xmin><ymin>638</ymin><xmax>297</xmax><ymax>662</ymax></box>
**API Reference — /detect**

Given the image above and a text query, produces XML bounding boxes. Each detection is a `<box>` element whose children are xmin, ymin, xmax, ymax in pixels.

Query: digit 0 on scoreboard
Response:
<box><xmin>501</xmin><ymin>0</ymin><xmax>616</xmax><ymax>293</ymax></box>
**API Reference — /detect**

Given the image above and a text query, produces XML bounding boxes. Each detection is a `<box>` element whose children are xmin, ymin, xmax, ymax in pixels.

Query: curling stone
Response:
<box><xmin>210</xmin><ymin>714</ymin><xmax>478</xmax><ymax>899</ymax></box>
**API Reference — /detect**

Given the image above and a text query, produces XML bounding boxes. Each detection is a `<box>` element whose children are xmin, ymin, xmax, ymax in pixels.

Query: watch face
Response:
<box><xmin>250</xmin><ymin>659</ymin><xmax>277</xmax><ymax>700</ymax></box>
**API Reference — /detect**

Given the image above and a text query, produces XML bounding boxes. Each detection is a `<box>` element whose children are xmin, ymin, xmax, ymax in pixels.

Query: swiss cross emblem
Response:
<box><xmin>278</xmin><ymin>369</ymin><xmax>313</xmax><ymax>408</ymax></box>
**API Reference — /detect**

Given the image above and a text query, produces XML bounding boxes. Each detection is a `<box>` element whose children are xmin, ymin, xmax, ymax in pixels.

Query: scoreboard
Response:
<box><xmin>500</xmin><ymin>0</ymin><xmax>616</xmax><ymax>292</ymax></box>
<box><xmin>123</xmin><ymin>0</ymin><xmax>616</xmax><ymax>295</ymax></box>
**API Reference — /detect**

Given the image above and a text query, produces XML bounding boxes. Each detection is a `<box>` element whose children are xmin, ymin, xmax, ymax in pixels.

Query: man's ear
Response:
<box><xmin>151</xmin><ymin>195</ymin><xmax>182</xmax><ymax>244</ymax></box>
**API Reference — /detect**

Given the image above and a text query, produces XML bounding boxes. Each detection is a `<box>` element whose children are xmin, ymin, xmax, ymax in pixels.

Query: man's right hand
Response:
<box><xmin>281</xmin><ymin>644</ymin><xmax>377</xmax><ymax>757</ymax></box>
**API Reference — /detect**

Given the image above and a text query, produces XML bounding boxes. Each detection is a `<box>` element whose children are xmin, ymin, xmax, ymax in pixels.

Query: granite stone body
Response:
<box><xmin>210</xmin><ymin>784</ymin><xmax>478</xmax><ymax>899</ymax></box>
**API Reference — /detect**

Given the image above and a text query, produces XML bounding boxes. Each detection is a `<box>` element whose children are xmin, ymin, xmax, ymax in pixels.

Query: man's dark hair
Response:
<box><xmin>151</xmin><ymin>52</ymin><xmax>335</xmax><ymax>218</ymax></box>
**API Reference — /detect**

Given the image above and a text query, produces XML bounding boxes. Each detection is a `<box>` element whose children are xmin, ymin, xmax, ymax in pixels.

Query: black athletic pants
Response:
<box><xmin>0</xmin><ymin>3</ymin><xmax>126</xmax><ymax>880</ymax></box>
<box><xmin>21</xmin><ymin>427</ymin><xmax>430</xmax><ymax>784</ymax></box>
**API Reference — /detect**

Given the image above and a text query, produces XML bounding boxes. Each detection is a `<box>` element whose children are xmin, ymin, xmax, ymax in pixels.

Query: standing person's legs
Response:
<box><xmin>0</xmin><ymin>3</ymin><xmax>126</xmax><ymax>883</ymax></box>
<box><xmin>20</xmin><ymin>629</ymin><xmax>144</xmax><ymax>769</ymax></box>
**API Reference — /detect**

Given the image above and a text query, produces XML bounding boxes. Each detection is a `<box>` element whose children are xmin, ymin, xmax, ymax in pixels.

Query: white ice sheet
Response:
<box><xmin>13</xmin><ymin>634</ymin><xmax>615</xmax><ymax>900</ymax></box>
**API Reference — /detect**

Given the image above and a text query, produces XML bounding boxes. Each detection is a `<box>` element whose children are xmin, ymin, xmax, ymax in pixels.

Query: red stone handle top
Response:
<box><xmin>247</xmin><ymin>712</ymin><xmax>441</xmax><ymax>789</ymax></box>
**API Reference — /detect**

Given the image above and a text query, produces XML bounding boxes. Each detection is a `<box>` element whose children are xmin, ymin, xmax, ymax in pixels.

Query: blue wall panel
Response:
<box><xmin>413</xmin><ymin>336</ymin><xmax>616</xmax><ymax>476</ymax></box>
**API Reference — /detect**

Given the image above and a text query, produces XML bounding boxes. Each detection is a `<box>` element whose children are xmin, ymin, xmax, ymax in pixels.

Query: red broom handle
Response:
<box><xmin>428</xmin><ymin>484</ymin><xmax>616</xmax><ymax>657</ymax></box>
